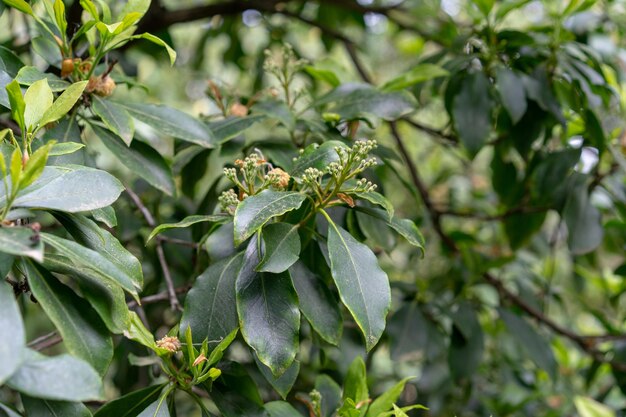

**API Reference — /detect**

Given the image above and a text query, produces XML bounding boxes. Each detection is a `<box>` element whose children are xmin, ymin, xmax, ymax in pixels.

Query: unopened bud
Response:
<box><xmin>229</xmin><ymin>102</ymin><xmax>248</xmax><ymax>117</ymax></box>
<box><xmin>61</xmin><ymin>58</ymin><xmax>75</xmax><ymax>78</ymax></box>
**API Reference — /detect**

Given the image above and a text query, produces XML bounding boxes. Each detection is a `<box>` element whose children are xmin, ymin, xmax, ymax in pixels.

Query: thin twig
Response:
<box><xmin>126</xmin><ymin>188</ymin><xmax>181</xmax><ymax>311</ymax></box>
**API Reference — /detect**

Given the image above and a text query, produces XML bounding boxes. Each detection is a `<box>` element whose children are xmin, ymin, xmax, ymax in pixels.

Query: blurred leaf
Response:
<box><xmin>94</xmin><ymin>384</ymin><xmax>166</xmax><ymax>417</ymax></box>
<box><xmin>574</xmin><ymin>396</ymin><xmax>615</xmax><ymax>417</ymax></box>
<box><xmin>496</xmin><ymin>67</ymin><xmax>526</xmax><ymax>124</ymax></box>
<box><xmin>91</xmin><ymin>96</ymin><xmax>134</xmax><ymax>145</ymax></box>
<box><xmin>381</xmin><ymin>64</ymin><xmax>448</xmax><ymax>92</ymax></box>
<box><xmin>147</xmin><ymin>214</ymin><xmax>229</xmax><ymax>242</ymax></box>
<box><xmin>0</xmin><ymin>227</ymin><xmax>44</xmax><ymax>262</ymax></box>
<box><xmin>7</xmin><ymin>349</ymin><xmax>102</xmax><ymax>402</ymax></box>
<box><xmin>22</xmin><ymin>396</ymin><xmax>91</xmax><ymax>417</ymax></box>
<box><xmin>0</xmin><ymin>281</ymin><xmax>24</xmax><ymax>384</ymax></box>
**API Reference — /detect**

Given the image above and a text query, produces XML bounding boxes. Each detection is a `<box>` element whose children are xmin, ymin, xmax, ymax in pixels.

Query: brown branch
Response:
<box><xmin>126</xmin><ymin>188</ymin><xmax>181</xmax><ymax>312</ymax></box>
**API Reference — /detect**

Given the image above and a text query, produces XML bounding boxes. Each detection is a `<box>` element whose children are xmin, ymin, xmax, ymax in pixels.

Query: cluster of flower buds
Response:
<box><xmin>218</xmin><ymin>189</ymin><xmax>240</xmax><ymax>215</ymax></box>
<box><xmin>301</xmin><ymin>167</ymin><xmax>324</xmax><ymax>185</ymax></box>
<box><xmin>156</xmin><ymin>336</ymin><xmax>181</xmax><ymax>353</ymax></box>
<box><xmin>355</xmin><ymin>178</ymin><xmax>378</xmax><ymax>192</ymax></box>
<box><xmin>265</xmin><ymin>168</ymin><xmax>291</xmax><ymax>189</ymax></box>
<box><xmin>263</xmin><ymin>43</ymin><xmax>308</xmax><ymax>80</ymax></box>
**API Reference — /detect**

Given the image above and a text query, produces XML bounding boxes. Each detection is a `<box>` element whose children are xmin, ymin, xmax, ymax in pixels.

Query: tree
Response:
<box><xmin>0</xmin><ymin>0</ymin><xmax>625</xmax><ymax>416</ymax></box>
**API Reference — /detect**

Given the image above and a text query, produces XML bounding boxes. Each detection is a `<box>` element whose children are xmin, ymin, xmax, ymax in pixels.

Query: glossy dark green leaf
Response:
<box><xmin>496</xmin><ymin>67</ymin><xmax>526</xmax><ymax>124</ymax></box>
<box><xmin>314</xmin><ymin>375</ymin><xmax>342</xmax><ymax>417</ymax></box>
<box><xmin>25</xmin><ymin>262</ymin><xmax>113</xmax><ymax>375</ymax></box>
<box><xmin>291</xmin><ymin>140</ymin><xmax>347</xmax><ymax>178</ymax></box>
<box><xmin>22</xmin><ymin>396</ymin><xmax>92</xmax><ymax>417</ymax></box>
<box><xmin>91</xmin><ymin>96</ymin><xmax>134</xmax><ymax>145</ymax></box>
<box><xmin>500</xmin><ymin>309</ymin><xmax>557</xmax><ymax>379</ymax></box>
<box><xmin>452</xmin><ymin>72</ymin><xmax>493</xmax><ymax>155</ymax></box>
<box><xmin>0</xmin><ymin>226</ymin><xmax>43</xmax><ymax>261</ymax></box>
<box><xmin>324</xmin><ymin>213</ymin><xmax>390</xmax><ymax>350</ymax></box>
<box><xmin>7</xmin><ymin>166</ymin><xmax>123</xmax><ymax>212</ymax></box>
<box><xmin>264</xmin><ymin>402</ymin><xmax>304</xmax><ymax>417</ymax></box>
<box><xmin>257</xmin><ymin>223</ymin><xmax>301</xmax><ymax>273</ymax></box>
<box><xmin>209</xmin><ymin>114</ymin><xmax>265</xmax><ymax>144</ymax></box>
<box><xmin>0</xmin><ymin>281</ymin><xmax>24</xmax><ymax>384</ymax></box>
<box><xmin>289</xmin><ymin>261</ymin><xmax>342</xmax><ymax>345</ymax></box>
<box><xmin>381</xmin><ymin>63</ymin><xmax>448</xmax><ymax>92</ymax></box>
<box><xmin>41</xmin><ymin>233</ymin><xmax>140</xmax><ymax>296</ymax></box>
<box><xmin>137</xmin><ymin>398</ymin><xmax>170</xmax><ymax>417</ymax></box>
<box><xmin>120</xmin><ymin>102</ymin><xmax>215</xmax><ymax>148</ymax></box>
<box><xmin>7</xmin><ymin>349</ymin><xmax>102</xmax><ymax>401</ymax></box>
<box><xmin>53</xmin><ymin>212</ymin><xmax>143</xmax><ymax>288</ymax></box>
<box><xmin>147</xmin><ymin>214</ymin><xmax>229</xmax><ymax>243</ymax></box>
<box><xmin>94</xmin><ymin>384</ymin><xmax>166</xmax><ymax>417</ymax></box>
<box><xmin>254</xmin><ymin>355</ymin><xmax>300</xmax><ymax>399</ymax></box>
<box><xmin>354</xmin><ymin>191</ymin><xmax>393</xmax><ymax>220</ymax></box>
<box><xmin>93</xmin><ymin>124</ymin><xmax>174</xmax><ymax>196</ymax></box>
<box><xmin>448</xmin><ymin>303</ymin><xmax>484</xmax><ymax>380</ymax></box>
<box><xmin>212</xmin><ymin>363</ymin><xmax>267</xmax><ymax>417</ymax></box>
<box><xmin>236</xmin><ymin>238</ymin><xmax>300</xmax><ymax>376</ymax></box>
<box><xmin>343</xmin><ymin>356</ymin><xmax>368</xmax><ymax>402</ymax></box>
<box><xmin>233</xmin><ymin>191</ymin><xmax>305</xmax><ymax>245</ymax></box>
<box><xmin>181</xmin><ymin>253</ymin><xmax>243</xmax><ymax>344</ymax></box>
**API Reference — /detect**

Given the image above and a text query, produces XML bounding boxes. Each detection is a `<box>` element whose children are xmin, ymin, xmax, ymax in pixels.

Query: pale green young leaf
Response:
<box><xmin>23</xmin><ymin>79</ymin><xmax>53</xmax><ymax>130</ymax></box>
<box><xmin>133</xmin><ymin>33</ymin><xmax>176</xmax><ymax>65</ymax></box>
<box><xmin>49</xmin><ymin>142</ymin><xmax>85</xmax><ymax>156</ymax></box>
<box><xmin>2</xmin><ymin>0</ymin><xmax>33</xmax><ymax>15</ymax></box>
<box><xmin>19</xmin><ymin>141</ymin><xmax>54</xmax><ymax>189</ymax></box>
<box><xmin>53</xmin><ymin>0</ymin><xmax>67</xmax><ymax>34</ymax></box>
<box><xmin>5</xmin><ymin>79</ymin><xmax>25</xmax><ymax>132</ymax></box>
<box><xmin>9</xmin><ymin>147</ymin><xmax>21</xmax><ymax>192</ymax></box>
<box><xmin>39</xmin><ymin>81</ymin><xmax>88</xmax><ymax>127</ymax></box>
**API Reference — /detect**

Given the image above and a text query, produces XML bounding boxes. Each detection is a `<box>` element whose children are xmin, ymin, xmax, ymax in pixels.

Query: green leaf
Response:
<box><xmin>206</xmin><ymin>327</ymin><xmax>238</xmax><ymax>366</ymax></box>
<box><xmin>500</xmin><ymin>309</ymin><xmax>557</xmax><ymax>379</ymax></box>
<box><xmin>255</xmin><ymin>356</ymin><xmax>300</xmax><ymax>399</ymax></box>
<box><xmin>49</xmin><ymin>142</ymin><xmax>85</xmax><ymax>156</ymax></box>
<box><xmin>2</xmin><ymin>0</ymin><xmax>32</xmax><ymax>15</ymax></box>
<box><xmin>381</xmin><ymin>64</ymin><xmax>449</xmax><ymax>92</ymax></box>
<box><xmin>323</xmin><ymin>211</ymin><xmax>390</xmax><ymax>350</ymax></box>
<box><xmin>123</xmin><ymin>312</ymin><xmax>160</xmax><ymax>351</ymax></box>
<box><xmin>39</xmin><ymin>81</ymin><xmax>88</xmax><ymax>126</ymax></box>
<box><xmin>0</xmin><ymin>226</ymin><xmax>44</xmax><ymax>262</ymax></box>
<box><xmin>317</xmin><ymin>83</ymin><xmax>416</xmax><ymax>122</ymax></box>
<box><xmin>0</xmin><ymin>403</ymin><xmax>22</xmax><ymax>417</ymax></box>
<box><xmin>6</xmin><ymin>79</ymin><xmax>25</xmax><ymax>132</ymax></box>
<box><xmin>0</xmin><ymin>281</ymin><xmax>25</xmax><ymax>384</ymax></box>
<box><xmin>315</xmin><ymin>375</ymin><xmax>342</xmax><ymax>417</ymax></box>
<box><xmin>147</xmin><ymin>214</ymin><xmax>229</xmax><ymax>243</ymax></box>
<box><xmin>291</xmin><ymin>140</ymin><xmax>347</xmax><ymax>178</ymax></box>
<box><xmin>343</xmin><ymin>356</ymin><xmax>368</xmax><ymax>403</ymax></box>
<box><xmin>41</xmin><ymin>233</ymin><xmax>140</xmax><ymax>296</ymax></box>
<box><xmin>52</xmin><ymin>0</ymin><xmax>67</xmax><ymax>34</ymax></box>
<box><xmin>354</xmin><ymin>191</ymin><xmax>394</xmax><ymax>220</ymax></box>
<box><xmin>208</xmin><ymin>114</ymin><xmax>265</xmax><ymax>144</ymax></box>
<box><xmin>19</xmin><ymin>142</ymin><xmax>53</xmax><ymax>189</ymax></box>
<box><xmin>91</xmin><ymin>96</ymin><xmax>134</xmax><ymax>145</ymax></box>
<box><xmin>94</xmin><ymin>384</ymin><xmax>167</xmax><ymax>417</ymax></box>
<box><xmin>133</xmin><ymin>33</ymin><xmax>176</xmax><ymax>65</ymax></box>
<box><xmin>471</xmin><ymin>0</ymin><xmax>495</xmax><ymax>15</ymax></box>
<box><xmin>119</xmin><ymin>102</ymin><xmax>214</xmax><ymax>147</ymax></box>
<box><xmin>24</xmin><ymin>262</ymin><xmax>113</xmax><ymax>375</ymax></box>
<box><xmin>448</xmin><ymin>302</ymin><xmax>484</xmax><ymax>380</ymax></box>
<box><xmin>23</xmin><ymin>78</ymin><xmax>53</xmax><ymax>130</ymax></box>
<box><xmin>357</xmin><ymin>208</ymin><xmax>424</xmax><ymax>251</ymax></box>
<box><xmin>7</xmin><ymin>166</ymin><xmax>124</xmax><ymax>212</ymax></box>
<box><xmin>452</xmin><ymin>72</ymin><xmax>493</xmax><ymax>155</ymax></box>
<box><xmin>15</xmin><ymin>66</ymin><xmax>70</xmax><ymax>92</ymax></box>
<box><xmin>253</xmin><ymin>100</ymin><xmax>296</xmax><ymax>131</ymax></box>
<box><xmin>496</xmin><ymin>67</ymin><xmax>526</xmax><ymax>124</ymax></box>
<box><xmin>304</xmin><ymin>66</ymin><xmax>340</xmax><ymax>87</ymax></box>
<box><xmin>7</xmin><ymin>349</ymin><xmax>103</xmax><ymax>402</ymax></box>
<box><xmin>233</xmin><ymin>190</ymin><xmax>306</xmax><ymax>245</ymax></box>
<box><xmin>574</xmin><ymin>396</ymin><xmax>615</xmax><ymax>417</ymax></box>
<box><xmin>53</xmin><ymin>212</ymin><xmax>143</xmax><ymax>289</ymax></box>
<box><xmin>290</xmin><ymin>261</ymin><xmax>342</xmax><ymax>345</ymax></box>
<box><xmin>365</xmin><ymin>377</ymin><xmax>414</xmax><ymax>417</ymax></box>
<box><xmin>236</xmin><ymin>237</ymin><xmax>300</xmax><ymax>376</ymax></box>
<box><xmin>22</xmin><ymin>396</ymin><xmax>91</xmax><ymax>417</ymax></box>
<box><xmin>265</xmin><ymin>401</ymin><xmax>305</xmax><ymax>417</ymax></box>
<box><xmin>181</xmin><ymin>253</ymin><xmax>243</xmax><ymax>344</ymax></box>
<box><xmin>563</xmin><ymin>174</ymin><xmax>603</xmax><ymax>255</ymax></box>
<box><xmin>256</xmin><ymin>223</ymin><xmax>301</xmax><ymax>273</ymax></box>
<box><xmin>136</xmin><ymin>398</ymin><xmax>171</xmax><ymax>417</ymax></box>
<box><xmin>92</xmin><ymin>124</ymin><xmax>174</xmax><ymax>196</ymax></box>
